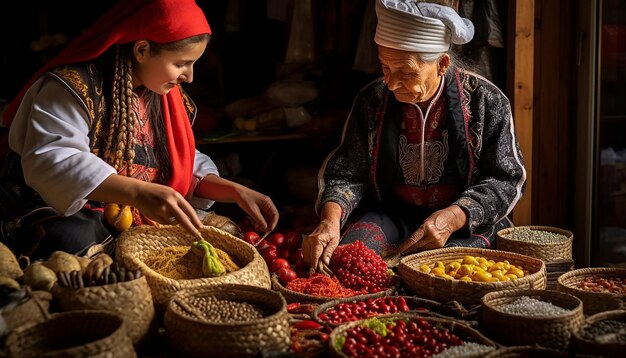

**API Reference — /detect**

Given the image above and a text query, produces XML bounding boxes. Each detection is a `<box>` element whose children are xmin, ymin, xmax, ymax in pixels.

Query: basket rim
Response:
<box><xmin>399</xmin><ymin>247</ymin><xmax>546</xmax><ymax>286</ymax></box>
<box><xmin>117</xmin><ymin>225</ymin><xmax>259</xmax><ymax>284</ymax></box>
<box><xmin>557</xmin><ymin>267</ymin><xmax>626</xmax><ymax>296</ymax></box>
<box><xmin>271</xmin><ymin>271</ymin><xmax>401</xmax><ymax>303</ymax></box>
<box><xmin>497</xmin><ymin>226</ymin><xmax>573</xmax><ymax>246</ymax></box>
<box><xmin>481</xmin><ymin>288</ymin><xmax>583</xmax><ymax>320</ymax></box>
<box><xmin>166</xmin><ymin>283</ymin><xmax>287</xmax><ymax>327</ymax></box>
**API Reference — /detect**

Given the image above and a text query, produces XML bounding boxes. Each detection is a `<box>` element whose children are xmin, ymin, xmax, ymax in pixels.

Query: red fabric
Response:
<box><xmin>2</xmin><ymin>0</ymin><xmax>211</xmax><ymax>196</ymax></box>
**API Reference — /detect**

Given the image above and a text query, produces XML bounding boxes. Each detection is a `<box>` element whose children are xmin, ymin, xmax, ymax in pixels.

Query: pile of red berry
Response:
<box><xmin>340</xmin><ymin>318</ymin><xmax>464</xmax><ymax>357</ymax></box>
<box><xmin>318</xmin><ymin>297</ymin><xmax>411</xmax><ymax>325</ymax></box>
<box><xmin>329</xmin><ymin>240</ymin><xmax>393</xmax><ymax>293</ymax></box>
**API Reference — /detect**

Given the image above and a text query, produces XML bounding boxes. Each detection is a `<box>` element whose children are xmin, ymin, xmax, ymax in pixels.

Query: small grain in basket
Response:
<box><xmin>483</xmin><ymin>345</ymin><xmax>567</xmax><ymax>357</ymax></box>
<box><xmin>481</xmin><ymin>288</ymin><xmax>584</xmax><ymax>350</ymax></box>
<box><xmin>329</xmin><ymin>313</ymin><xmax>497</xmax><ymax>357</ymax></box>
<box><xmin>163</xmin><ymin>284</ymin><xmax>290</xmax><ymax>358</ymax></box>
<box><xmin>398</xmin><ymin>247</ymin><xmax>547</xmax><ymax>307</ymax></box>
<box><xmin>115</xmin><ymin>225</ymin><xmax>270</xmax><ymax>313</ymax></box>
<box><xmin>5</xmin><ymin>310</ymin><xmax>136</xmax><ymax>358</ymax></box>
<box><xmin>570</xmin><ymin>309</ymin><xmax>626</xmax><ymax>357</ymax></box>
<box><xmin>557</xmin><ymin>267</ymin><xmax>626</xmax><ymax>315</ymax></box>
<box><xmin>497</xmin><ymin>225</ymin><xmax>573</xmax><ymax>262</ymax></box>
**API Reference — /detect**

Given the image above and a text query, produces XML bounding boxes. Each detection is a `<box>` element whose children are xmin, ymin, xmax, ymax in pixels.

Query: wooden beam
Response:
<box><xmin>508</xmin><ymin>0</ymin><xmax>534</xmax><ymax>225</ymax></box>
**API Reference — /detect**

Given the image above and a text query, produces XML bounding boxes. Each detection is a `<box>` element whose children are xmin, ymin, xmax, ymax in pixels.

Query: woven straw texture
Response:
<box><xmin>115</xmin><ymin>225</ymin><xmax>270</xmax><ymax>311</ymax></box>
<box><xmin>484</xmin><ymin>345</ymin><xmax>567</xmax><ymax>357</ymax></box>
<box><xmin>1</xmin><ymin>290</ymin><xmax>52</xmax><ymax>333</ymax></box>
<box><xmin>5</xmin><ymin>310</ymin><xmax>136</xmax><ymax>358</ymax></box>
<box><xmin>329</xmin><ymin>313</ymin><xmax>496</xmax><ymax>358</ymax></box>
<box><xmin>312</xmin><ymin>294</ymin><xmax>444</xmax><ymax>328</ymax></box>
<box><xmin>481</xmin><ymin>288</ymin><xmax>584</xmax><ymax>350</ymax></box>
<box><xmin>52</xmin><ymin>276</ymin><xmax>156</xmax><ymax>347</ymax></box>
<box><xmin>163</xmin><ymin>283</ymin><xmax>290</xmax><ymax>357</ymax></box>
<box><xmin>570</xmin><ymin>309</ymin><xmax>626</xmax><ymax>357</ymax></box>
<box><xmin>497</xmin><ymin>226</ymin><xmax>573</xmax><ymax>262</ymax></box>
<box><xmin>398</xmin><ymin>247</ymin><xmax>547</xmax><ymax>307</ymax></box>
<box><xmin>271</xmin><ymin>272</ymin><xmax>400</xmax><ymax>304</ymax></box>
<box><xmin>557</xmin><ymin>267</ymin><xmax>626</xmax><ymax>315</ymax></box>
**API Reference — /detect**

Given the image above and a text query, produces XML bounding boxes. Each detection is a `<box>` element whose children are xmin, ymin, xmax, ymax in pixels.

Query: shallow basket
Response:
<box><xmin>115</xmin><ymin>225</ymin><xmax>270</xmax><ymax>312</ymax></box>
<box><xmin>52</xmin><ymin>275</ymin><xmax>157</xmax><ymax>347</ymax></box>
<box><xmin>312</xmin><ymin>294</ymin><xmax>444</xmax><ymax>327</ymax></box>
<box><xmin>483</xmin><ymin>345</ymin><xmax>567</xmax><ymax>357</ymax></box>
<box><xmin>497</xmin><ymin>226</ymin><xmax>573</xmax><ymax>262</ymax></box>
<box><xmin>271</xmin><ymin>272</ymin><xmax>400</xmax><ymax>304</ymax></box>
<box><xmin>5</xmin><ymin>310</ymin><xmax>136</xmax><ymax>358</ymax></box>
<box><xmin>398</xmin><ymin>247</ymin><xmax>547</xmax><ymax>307</ymax></box>
<box><xmin>329</xmin><ymin>313</ymin><xmax>497</xmax><ymax>358</ymax></box>
<box><xmin>570</xmin><ymin>309</ymin><xmax>626</xmax><ymax>357</ymax></box>
<box><xmin>163</xmin><ymin>283</ymin><xmax>290</xmax><ymax>357</ymax></box>
<box><xmin>556</xmin><ymin>267</ymin><xmax>626</xmax><ymax>315</ymax></box>
<box><xmin>481</xmin><ymin>288</ymin><xmax>584</xmax><ymax>350</ymax></box>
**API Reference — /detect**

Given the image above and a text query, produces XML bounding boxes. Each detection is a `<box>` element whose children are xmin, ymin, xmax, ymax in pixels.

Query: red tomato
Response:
<box><xmin>277</xmin><ymin>267</ymin><xmax>298</xmax><ymax>285</ymax></box>
<box><xmin>270</xmin><ymin>258</ymin><xmax>291</xmax><ymax>273</ymax></box>
<box><xmin>277</xmin><ymin>247</ymin><xmax>291</xmax><ymax>259</ymax></box>
<box><xmin>283</xmin><ymin>230</ymin><xmax>303</xmax><ymax>250</ymax></box>
<box><xmin>256</xmin><ymin>239</ymin><xmax>274</xmax><ymax>250</ymax></box>
<box><xmin>243</xmin><ymin>231</ymin><xmax>261</xmax><ymax>246</ymax></box>
<box><xmin>260</xmin><ymin>246</ymin><xmax>278</xmax><ymax>264</ymax></box>
<box><xmin>266</xmin><ymin>232</ymin><xmax>285</xmax><ymax>247</ymax></box>
<box><xmin>289</xmin><ymin>248</ymin><xmax>308</xmax><ymax>270</ymax></box>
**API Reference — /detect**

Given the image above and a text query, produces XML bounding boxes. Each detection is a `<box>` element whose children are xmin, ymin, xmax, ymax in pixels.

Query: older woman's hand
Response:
<box><xmin>400</xmin><ymin>204</ymin><xmax>468</xmax><ymax>253</ymax></box>
<box><xmin>302</xmin><ymin>218</ymin><xmax>341</xmax><ymax>273</ymax></box>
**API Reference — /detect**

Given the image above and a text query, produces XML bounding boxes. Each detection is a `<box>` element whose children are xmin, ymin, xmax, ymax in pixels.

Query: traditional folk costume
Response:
<box><xmin>0</xmin><ymin>0</ymin><xmax>216</xmax><ymax>259</ymax></box>
<box><xmin>316</xmin><ymin>0</ymin><xmax>526</xmax><ymax>254</ymax></box>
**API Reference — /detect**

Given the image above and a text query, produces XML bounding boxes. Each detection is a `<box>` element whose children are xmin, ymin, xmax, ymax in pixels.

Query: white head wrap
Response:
<box><xmin>375</xmin><ymin>0</ymin><xmax>475</xmax><ymax>53</ymax></box>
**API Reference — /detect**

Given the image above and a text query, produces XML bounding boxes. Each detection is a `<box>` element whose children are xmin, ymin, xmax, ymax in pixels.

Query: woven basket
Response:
<box><xmin>271</xmin><ymin>272</ymin><xmax>400</xmax><ymax>304</ymax></box>
<box><xmin>497</xmin><ymin>226</ymin><xmax>573</xmax><ymax>262</ymax></box>
<box><xmin>312</xmin><ymin>294</ymin><xmax>444</xmax><ymax>327</ymax></box>
<box><xmin>398</xmin><ymin>247</ymin><xmax>547</xmax><ymax>307</ymax></box>
<box><xmin>556</xmin><ymin>267</ymin><xmax>626</xmax><ymax>315</ymax></box>
<box><xmin>52</xmin><ymin>275</ymin><xmax>156</xmax><ymax>347</ymax></box>
<box><xmin>163</xmin><ymin>283</ymin><xmax>290</xmax><ymax>357</ymax></box>
<box><xmin>481</xmin><ymin>288</ymin><xmax>584</xmax><ymax>350</ymax></box>
<box><xmin>5</xmin><ymin>310</ymin><xmax>136</xmax><ymax>358</ymax></box>
<box><xmin>329</xmin><ymin>313</ymin><xmax>497</xmax><ymax>357</ymax></box>
<box><xmin>570</xmin><ymin>309</ymin><xmax>626</xmax><ymax>357</ymax></box>
<box><xmin>483</xmin><ymin>345</ymin><xmax>567</xmax><ymax>357</ymax></box>
<box><xmin>1</xmin><ymin>289</ymin><xmax>52</xmax><ymax>333</ymax></box>
<box><xmin>115</xmin><ymin>225</ymin><xmax>270</xmax><ymax>312</ymax></box>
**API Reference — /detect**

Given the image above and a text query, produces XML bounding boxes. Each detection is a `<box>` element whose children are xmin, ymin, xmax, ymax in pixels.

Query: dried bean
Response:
<box><xmin>109</xmin><ymin>271</ymin><xmax>117</xmax><ymax>284</ymax></box>
<box><xmin>432</xmin><ymin>342</ymin><xmax>495</xmax><ymax>357</ymax></box>
<box><xmin>495</xmin><ymin>296</ymin><xmax>569</xmax><ymax>317</ymax></box>
<box><xmin>579</xmin><ymin>319</ymin><xmax>626</xmax><ymax>343</ymax></box>
<box><xmin>57</xmin><ymin>271</ymin><xmax>69</xmax><ymax>288</ymax></box>
<box><xmin>506</xmin><ymin>227</ymin><xmax>568</xmax><ymax>244</ymax></box>
<box><xmin>125</xmin><ymin>270</ymin><xmax>135</xmax><ymax>282</ymax></box>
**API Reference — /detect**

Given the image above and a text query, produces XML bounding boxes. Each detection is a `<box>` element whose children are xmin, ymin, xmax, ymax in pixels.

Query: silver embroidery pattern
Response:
<box><xmin>399</xmin><ymin>130</ymin><xmax>449</xmax><ymax>185</ymax></box>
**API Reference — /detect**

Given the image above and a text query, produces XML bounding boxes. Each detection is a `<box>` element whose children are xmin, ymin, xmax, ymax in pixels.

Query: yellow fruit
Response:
<box><xmin>104</xmin><ymin>203</ymin><xmax>133</xmax><ymax>231</ymax></box>
<box><xmin>462</xmin><ymin>255</ymin><xmax>479</xmax><ymax>266</ymax></box>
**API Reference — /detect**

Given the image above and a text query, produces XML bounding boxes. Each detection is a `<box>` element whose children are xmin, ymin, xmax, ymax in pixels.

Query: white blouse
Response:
<box><xmin>8</xmin><ymin>76</ymin><xmax>218</xmax><ymax>216</ymax></box>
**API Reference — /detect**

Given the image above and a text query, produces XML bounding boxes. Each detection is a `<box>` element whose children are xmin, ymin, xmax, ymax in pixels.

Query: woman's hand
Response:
<box><xmin>399</xmin><ymin>204</ymin><xmax>468</xmax><ymax>253</ymax></box>
<box><xmin>302</xmin><ymin>202</ymin><xmax>342</xmax><ymax>273</ymax></box>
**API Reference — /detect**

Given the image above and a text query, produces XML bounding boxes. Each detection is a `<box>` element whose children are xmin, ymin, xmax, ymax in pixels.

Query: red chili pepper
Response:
<box><xmin>292</xmin><ymin>320</ymin><xmax>323</xmax><ymax>330</ymax></box>
<box><xmin>287</xmin><ymin>302</ymin><xmax>301</xmax><ymax>312</ymax></box>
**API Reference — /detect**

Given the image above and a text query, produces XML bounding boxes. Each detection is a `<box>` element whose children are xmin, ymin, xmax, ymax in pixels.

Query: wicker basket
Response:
<box><xmin>5</xmin><ymin>310</ymin><xmax>136</xmax><ymax>358</ymax></box>
<box><xmin>497</xmin><ymin>226</ymin><xmax>573</xmax><ymax>262</ymax></box>
<box><xmin>481</xmin><ymin>288</ymin><xmax>584</xmax><ymax>350</ymax></box>
<box><xmin>163</xmin><ymin>284</ymin><xmax>290</xmax><ymax>357</ymax></box>
<box><xmin>312</xmin><ymin>294</ymin><xmax>444</xmax><ymax>327</ymax></box>
<box><xmin>483</xmin><ymin>345</ymin><xmax>567</xmax><ymax>357</ymax></box>
<box><xmin>329</xmin><ymin>313</ymin><xmax>497</xmax><ymax>357</ymax></box>
<box><xmin>1</xmin><ymin>289</ymin><xmax>52</xmax><ymax>333</ymax></box>
<box><xmin>52</xmin><ymin>275</ymin><xmax>157</xmax><ymax>347</ymax></box>
<box><xmin>398</xmin><ymin>247</ymin><xmax>547</xmax><ymax>307</ymax></box>
<box><xmin>271</xmin><ymin>272</ymin><xmax>400</xmax><ymax>304</ymax></box>
<box><xmin>556</xmin><ymin>267</ymin><xmax>626</xmax><ymax>315</ymax></box>
<box><xmin>115</xmin><ymin>225</ymin><xmax>270</xmax><ymax>312</ymax></box>
<box><xmin>570</xmin><ymin>309</ymin><xmax>626</xmax><ymax>357</ymax></box>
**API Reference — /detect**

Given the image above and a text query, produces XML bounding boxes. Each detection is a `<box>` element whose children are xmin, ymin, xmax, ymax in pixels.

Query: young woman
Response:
<box><xmin>0</xmin><ymin>0</ymin><xmax>279</xmax><ymax>260</ymax></box>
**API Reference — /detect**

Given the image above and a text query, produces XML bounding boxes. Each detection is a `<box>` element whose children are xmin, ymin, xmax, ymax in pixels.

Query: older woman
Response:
<box><xmin>303</xmin><ymin>0</ymin><xmax>526</xmax><ymax>272</ymax></box>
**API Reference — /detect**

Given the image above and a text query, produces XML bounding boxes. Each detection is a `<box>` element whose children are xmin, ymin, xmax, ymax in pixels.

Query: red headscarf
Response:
<box><xmin>2</xmin><ymin>0</ymin><xmax>211</xmax><ymax>197</ymax></box>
